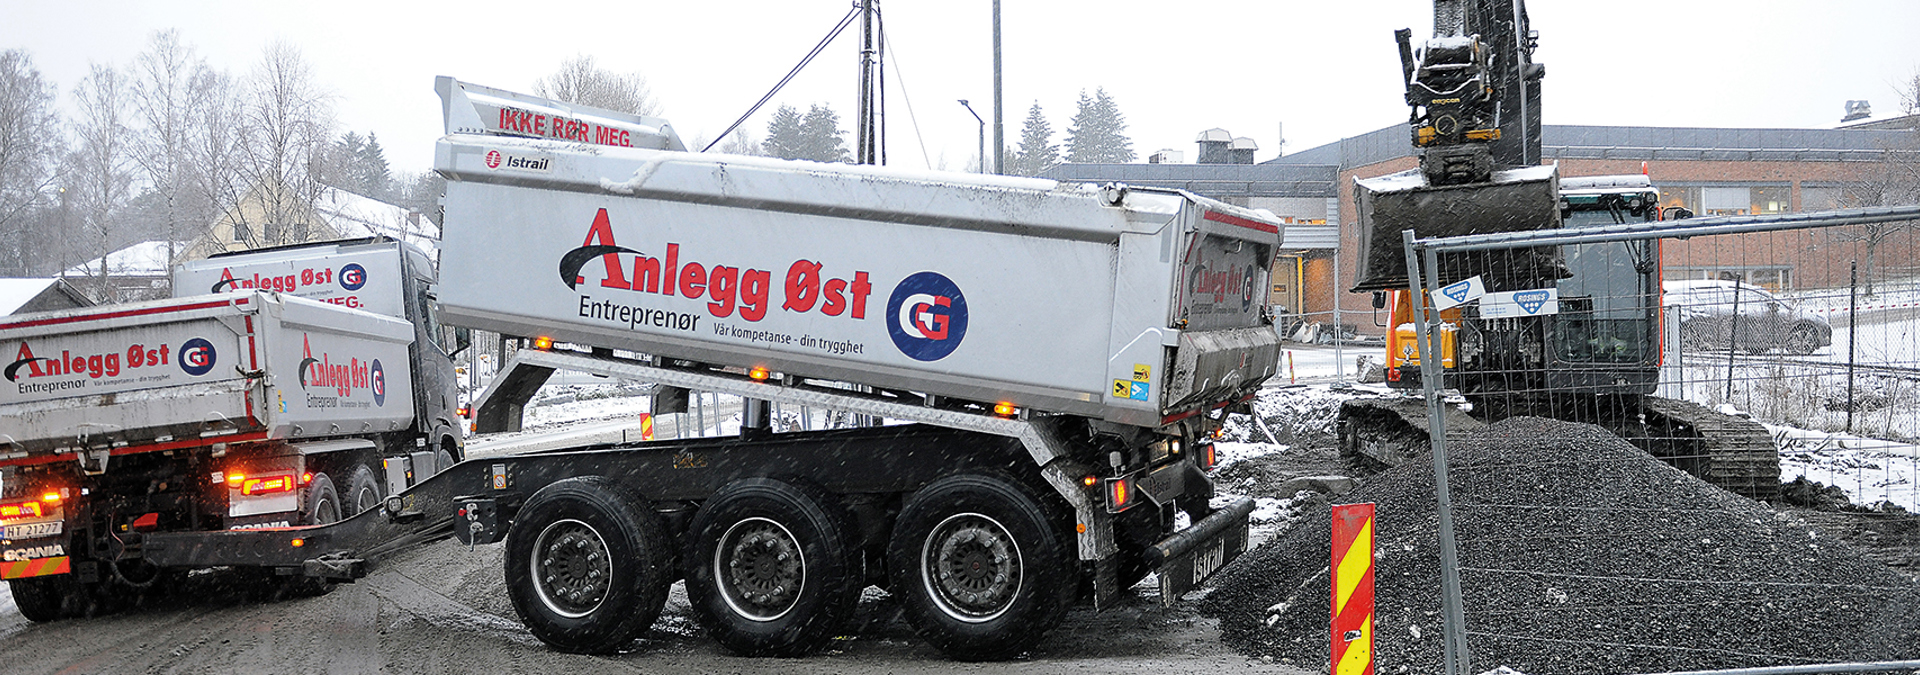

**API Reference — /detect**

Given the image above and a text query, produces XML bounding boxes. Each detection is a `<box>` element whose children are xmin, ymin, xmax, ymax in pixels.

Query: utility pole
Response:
<box><xmin>959</xmin><ymin>100</ymin><xmax>985</xmax><ymax>173</ymax></box>
<box><xmin>855</xmin><ymin>1</ymin><xmax>882</xmax><ymax>165</ymax></box>
<box><xmin>991</xmin><ymin>0</ymin><xmax>1004</xmax><ymax>174</ymax></box>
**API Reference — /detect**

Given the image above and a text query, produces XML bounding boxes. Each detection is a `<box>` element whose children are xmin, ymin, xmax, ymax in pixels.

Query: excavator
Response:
<box><xmin>1335</xmin><ymin>0</ymin><xmax>1782</xmax><ymax>501</ymax></box>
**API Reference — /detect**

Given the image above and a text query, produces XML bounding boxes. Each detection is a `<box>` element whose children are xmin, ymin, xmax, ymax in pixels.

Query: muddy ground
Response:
<box><xmin>0</xmin><ymin>435</ymin><xmax>1347</xmax><ymax>675</ymax></box>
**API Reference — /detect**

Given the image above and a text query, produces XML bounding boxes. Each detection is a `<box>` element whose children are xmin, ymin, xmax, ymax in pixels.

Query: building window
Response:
<box><xmin>1752</xmin><ymin>186</ymin><xmax>1790</xmax><ymax>214</ymax></box>
<box><xmin>1700</xmin><ymin>187</ymin><xmax>1749</xmax><ymax>215</ymax></box>
<box><xmin>1801</xmin><ymin>186</ymin><xmax>1842</xmax><ymax>210</ymax></box>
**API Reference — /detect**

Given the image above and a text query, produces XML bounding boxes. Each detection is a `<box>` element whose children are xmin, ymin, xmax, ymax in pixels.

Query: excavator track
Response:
<box><xmin>1629</xmin><ymin>397</ymin><xmax>1782</xmax><ymax>503</ymax></box>
<box><xmin>1337</xmin><ymin>394</ymin><xmax>1783</xmax><ymax>502</ymax></box>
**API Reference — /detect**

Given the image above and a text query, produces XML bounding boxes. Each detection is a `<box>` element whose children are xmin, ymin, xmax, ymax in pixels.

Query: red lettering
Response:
<box><xmin>850</xmin><ymin>271</ymin><xmax>871</xmax><ymax>319</ymax></box>
<box><xmin>679</xmin><ymin>262</ymin><xmax>707</xmax><ymax>298</ymax></box>
<box><xmin>581</xmin><ymin>209</ymin><xmax>631</xmax><ymax>290</ymax></box>
<box><xmin>821</xmin><ymin>278</ymin><xmax>847</xmax><ymax>316</ymax></box>
<box><xmin>783</xmin><ymin>260</ymin><xmax>821</xmax><ymax>312</ymax></box>
<box><xmin>664</xmin><ymin>243</ymin><xmax>679</xmax><ymax>296</ymax></box>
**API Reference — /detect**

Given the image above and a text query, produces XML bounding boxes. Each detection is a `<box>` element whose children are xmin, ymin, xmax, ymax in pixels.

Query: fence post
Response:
<box><xmin>1847</xmin><ymin>260</ymin><xmax>1858</xmax><ymax>432</ymax></box>
<box><xmin>1403</xmin><ymin>230</ymin><xmax>1471</xmax><ymax>675</ymax></box>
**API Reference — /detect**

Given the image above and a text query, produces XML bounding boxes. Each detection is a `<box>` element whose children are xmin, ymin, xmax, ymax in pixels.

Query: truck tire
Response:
<box><xmin>306</xmin><ymin>473</ymin><xmax>343</xmax><ymax>526</ymax></box>
<box><xmin>345</xmin><ymin>464</ymin><xmax>382</xmax><ymax>515</ymax></box>
<box><xmin>505</xmin><ymin>476</ymin><xmax>671</xmax><ymax>654</ymax></box>
<box><xmin>683</xmin><ymin>477</ymin><xmax>859</xmax><ymax>657</ymax></box>
<box><xmin>887</xmin><ymin>473</ymin><xmax>1078</xmax><ymax>661</ymax></box>
<box><xmin>8</xmin><ymin>575</ymin><xmax>81</xmax><ymax>622</ymax></box>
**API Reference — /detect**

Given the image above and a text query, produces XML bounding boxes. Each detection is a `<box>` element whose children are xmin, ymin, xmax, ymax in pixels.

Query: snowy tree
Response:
<box><xmin>1065</xmin><ymin>88</ymin><xmax>1134</xmax><ymax>164</ymax></box>
<box><xmin>237</xmin><ymin>41</ymin><xmax>334</xmax><ymax>246</ymax></box>
<box><xmin>326</xmin><ymin>130</ymin><xmax>392</xmax><ymax>199</ymax></box>
<box><xmin>763</xmin><ymin>105</ymin><xmax>806</xmax><ymax>160</ymax></box>
<box><xmin>68</xmin><ymin>63</ymin><xmax>138</xmax><ymax>301</ymax></box>
<box><xmin>182</xmin><ymin>65</ymin><xmax>248</xmax><ymax>249</ymax></box>
<box><xmin>1010</xmin><ymin>101</ymin><xmax>1058</xmax><ymax>176</ymax></box>
<box><xmin>717</xmin><ymin>128</ymin><xmax>761</xmax><ymax>156</ymax></box>
<box><xmin>0</xmin><ymin>50</ymin><xmax>63</xmax><ymax>275</ymax></box>
<box><xmin>533</xmin><ymin>55</ymin><xmax>660</xmax><ymax>117</ymax></box>
<box><xmin>129</xmin><ymin>30</ymin><xmax>217</xmax><ymax>266</ymax></box>
<box><xmin>764</xmin><ymin>103</ymin><xmax>848</xmax><ymax>163</ymax></box>
<box><xmin>1827</xmin><ymin>69</ymin><xmax>1920</xmax><ymax>296</ymax></box>
<box><xmin>800</xmin><ymin>104</ymin><xmax>849</xmax><ymax>163</ymax></box>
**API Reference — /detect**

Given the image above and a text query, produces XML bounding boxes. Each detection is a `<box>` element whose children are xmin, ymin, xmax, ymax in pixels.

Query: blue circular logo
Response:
<box><xmin>179</xmin><ymin>338</ymin><xmax>218</xmax><ymax>376</ymax></box>
<box><xmin>371</xmin><ymin>359</ymin><xmax>387</xmax><ymax>406</ymax></box>
<box><xmin>886</xmin><ymin>272</ymin><xmax>968</xmax><ymax>362</ymax></box>
<box><xmin>340</xmin><ymin>263</ymin><xmax>368</xmax><ymax>291</ymax></box>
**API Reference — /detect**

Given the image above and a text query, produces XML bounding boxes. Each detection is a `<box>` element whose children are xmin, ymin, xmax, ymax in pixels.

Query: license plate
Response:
<box><xmin>2</xmin><ymin>520</ymin><xmax>62</xmax><ymax>540</ymax></box>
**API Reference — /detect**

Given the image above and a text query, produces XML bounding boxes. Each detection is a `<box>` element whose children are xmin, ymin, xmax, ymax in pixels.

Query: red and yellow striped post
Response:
<box><xmin>639</xmin><ymin>413</ymin><xmax>655</xmax><ymax>441</ymax></box>
<box><xmin>1332</xmin><ymin>502</ymin><xmax>1376</xmax><ymax>675</ymax></box>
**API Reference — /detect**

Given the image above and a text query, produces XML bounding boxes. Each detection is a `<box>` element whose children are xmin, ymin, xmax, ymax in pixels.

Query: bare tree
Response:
<box><xmin>182</xmin><ymin>65</ymin><xmax>249</xmax><ymax>254</ymax></box>
<box><xmin>1828</xmin><ymin>70</ymin><xmax>1920</xmax><ymax>296</ymax></box>
<box><xmin>533</xmin><ymin>55</ymin><xmax>660</xmax><ymax>117</ymax></box>
<box><xmin>0</xmin><ymin>50</ymin><xmax>63</xmax><ymax>275</ymax></box>
<box><xmin>68</xmin><ymin>63</ymin><xmax>138</xmax><ymax>301</ymax></box>
<box><xmin>237</xmin><ymin>41</ymin><xmax>334</xmax><ymax>247</ymax></box>
<box><xmin>716</xmin><ymin>128</ymin><xmax>760</xmax><ymax>155</ymax></box>
<box><xmin>129</xmin><ymin>30</ymin><xmax>216</xmax><ymax>266</ymax></box>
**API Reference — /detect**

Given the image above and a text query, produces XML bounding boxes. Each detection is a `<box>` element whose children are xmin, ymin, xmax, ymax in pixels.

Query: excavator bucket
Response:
<box><xmin>1348</xmin><ymin>164</ymin><xmax>1563</xmax><ymax>291</ymax></box>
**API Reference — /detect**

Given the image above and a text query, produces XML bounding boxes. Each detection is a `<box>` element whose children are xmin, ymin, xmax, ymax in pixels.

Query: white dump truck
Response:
<box><xmin>108</xmin><ymin>78</ymin><xmax>1284</xmax><ymax>661</ymax></box>
<box><xmin>0</xmin><ymin>238</ymin><xmax>462</xmax><ymax>618</ymax></box>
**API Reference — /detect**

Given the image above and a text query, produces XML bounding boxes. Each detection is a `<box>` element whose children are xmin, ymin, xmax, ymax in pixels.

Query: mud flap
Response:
<box><xmin>1146</xmin><ymin>496</ymin><xmax>1255</xmax><ymax>606</ymax></box>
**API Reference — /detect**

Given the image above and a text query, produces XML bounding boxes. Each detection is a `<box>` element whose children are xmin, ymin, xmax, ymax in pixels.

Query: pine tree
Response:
<box><xmin>1065</xmin><ymin>87</ymin><xmax>1134</xmax><ymax>163</ymax></box>
<box><xmin>800</xmin><ymin>104</ymin><xmax>849</xmax><ymax>163</ymax></box>
<box><xmin>1012</xmin><ymin>101</ymin><xmax>1058</xmax><ymax>176</ymax></box>
<box><xmin>763</xmin><ymin>104</ymin><xmax>808</xmax><ymax>160</ymax></box>
<box><xmin>358</xmin><ymin>132</ymin><xmax>391</xmax><ymax>199</ymax></box>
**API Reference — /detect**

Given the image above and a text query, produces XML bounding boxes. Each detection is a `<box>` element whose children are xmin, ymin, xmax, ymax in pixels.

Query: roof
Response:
<box><xmin>0</xmin><ymin>278</ymin><xmax>92</xmax><ymax>314</ymax></box>
<box><xmin>1038</xmin><ymin>162</ymin><xmax>1338</xmax><ymax>198</ymax></box>
<box><xmin>1267</xmin><ymin>122</ymin><xmax>1920</xmax><ymax>170</ymax></box>
<box><xmin>312</xmin><ymin>188</ymin><xmax>440</xmax><ymax>256</ymax></box>
<box><xmin>62</xmin><ymin>241</ymin><xmax>191</xmax><ymax>277</ymax></box>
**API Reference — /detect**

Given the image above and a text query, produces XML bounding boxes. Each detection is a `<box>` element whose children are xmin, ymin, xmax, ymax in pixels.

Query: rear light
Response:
<box><xmin>1386</xmin><ymin>367</ymin><xmax>1403</xmax><ymax>382</ymax></box>
<box><xmin>0</xmin><ymin>502</ymin><xmax>44</xmax><ymax>520</ymax></box>
<box><xmin>40</xmin><ymin>492</ymin><xmax>61</xmax><ymax>504</ymax></box>
<box><xmin>993</xmin><ymin>402</ymin><xmax>1017</xmax><ymax>418</ymax></box>
<box><xmin>1104</xmin><ymin>476</ymin><xmax>1136</xmax><ymax>513</ymax></box>
<box><xmin>226</xmin><ymin>472</ymin><xmax>246</xmax><ymax>487</ymax></box>
<box><xmin>1200</xmin><ymin>443</ymin><xmax>1219</xmax><ymax>471</ymax></box>
<box><xmin>531</xmin><ymin>336</ymin><xmax>554</xmax><ymax>350</ymax></box>
<box><xmin>240</xmin><ymin>473</ymin><xmax>298</xmax><ymax>496</ymax></box>
<box><xmin>457</xmin><ymin>406</ymin><xmax>471</xmax><ymax>418</ymax></box>
<box><xmin>300</xmin><ymin>472</ymin><xmax>314</xmax><ymax>485</ymax></box>
<box><xmin>1081</xmin><ymin>475</ymin><xmax>1098</xmax><ymax>488</ymax></box>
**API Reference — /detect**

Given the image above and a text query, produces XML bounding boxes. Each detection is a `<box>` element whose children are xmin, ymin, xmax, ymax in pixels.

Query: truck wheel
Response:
<box><xmin>345</xmin><ymin>464</ymin><xmax>382</xmax><ymax>515</ymax></box>
<box><xmin>887</xmin><ymin>474</ymin><xmax>1078</xmax><ymax>661</ymax></box>
<box><xmin>8</xmin><ymin>575</ymin><xmax>81</xmax><ymax>622</ymax></box>
<box><xmin>505</xmin><ymin>476</ymin><xmax>671</xmax><ymax>654</ymax></box>
<box><xmin>305</xmin><ymin>473</ymin><xmax>343</xmax><ymax>525</ymax></box>
<box><xmin>683</xmin><ymin>477</ymin><xmax>859</xmax><ymax>656</ymax></box>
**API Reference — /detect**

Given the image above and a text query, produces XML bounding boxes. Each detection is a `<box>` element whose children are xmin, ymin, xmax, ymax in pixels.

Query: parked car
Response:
<box><xmin>1663</xmin><ymin>280</ymin><xmax>1832</xmax><ymax>354</ymax></box>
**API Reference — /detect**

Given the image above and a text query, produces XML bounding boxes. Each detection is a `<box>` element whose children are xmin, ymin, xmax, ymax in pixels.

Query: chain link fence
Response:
<box><xmin>1397</xmin><ymin>206</ymin><xmax>1920</xmax><ymax>674</ymax></box>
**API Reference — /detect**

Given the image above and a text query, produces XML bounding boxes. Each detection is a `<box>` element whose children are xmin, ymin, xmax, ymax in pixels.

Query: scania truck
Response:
<box><xmin>21</xmin><ymin>78</ymin><xmax>1280</xmax><ymax>662</ymax></box>
<box><xmin>0</xmin><ymin>237</ymin><xmax>462</xmax><ymax>618</ymax></box>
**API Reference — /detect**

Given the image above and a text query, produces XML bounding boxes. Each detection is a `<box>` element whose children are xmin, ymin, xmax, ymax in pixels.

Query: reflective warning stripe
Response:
<box><xmin>1331</xmin><ymin>503</ymin><xmax>1376</xmax><ymax>675</ymax></box>
<box><xmin>0</xmin><ymin>555</ymin><xmax>71</xmax><ymax>580</ymax></box>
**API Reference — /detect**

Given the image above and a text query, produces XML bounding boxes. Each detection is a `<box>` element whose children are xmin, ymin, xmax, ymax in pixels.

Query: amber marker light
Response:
<box><xmin>993</xmin><ymin>402</ymin><xmax>1017</xmax><ymax>417</ymax></box>
<box><xmin>226</xmin><ymin>472</ymin><xmax>246</xmax><ymax>488</ymax></box>
<box><xmin>532</xmin><ymin>336</ymin><xmax>554</xmax><ymax>350</ymax></box>
<box><xmin>291</xmin><ymin>538</ymin><xmax>305</xmax><ymax>547</ymax></box>
<box><xmin>749</xmin><ymin>366</ymin><xmax>770</xmax><ymax>381</ymax></box>
<box><xmin>41</xmin><ymin>492</ymin><xmax>61</xmax><ymax>504</ymax></box>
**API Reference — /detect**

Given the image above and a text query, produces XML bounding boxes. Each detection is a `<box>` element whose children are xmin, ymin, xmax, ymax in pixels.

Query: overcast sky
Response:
<box><xmin>6</xmin><ymin>1</ymin><xmax>1918</xmax><ymax>177</ymax></box>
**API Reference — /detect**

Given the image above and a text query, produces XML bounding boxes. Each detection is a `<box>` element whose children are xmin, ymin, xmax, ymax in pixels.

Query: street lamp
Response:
<box><xmin>958</xmin><ymin>99</ymin><xmax>985</xmax><ymax>174</ymax></box>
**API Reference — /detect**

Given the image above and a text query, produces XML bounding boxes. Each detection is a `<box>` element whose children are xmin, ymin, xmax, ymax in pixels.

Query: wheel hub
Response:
<box><xmin>924</xmin><ymin>513</ymin><xmax>1021</xmax><ymax>622</ymax></box>
<box><xmin>717</xmin><ymin>517</ymin><xmax>804</xmax><ymax>621</ymax></box>
<box><xmin>532</xmin><ymin>519</ymin><xmax>611</xmax><ymax>618</ymax></box>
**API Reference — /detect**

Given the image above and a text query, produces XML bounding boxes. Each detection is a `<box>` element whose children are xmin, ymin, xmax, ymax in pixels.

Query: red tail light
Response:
<box><xmin>0</xmin><ymin>502</ymin><xmax>44</xmax><ymax>521</ymax></box>
<box><xmin>1104</xmin><ymin>477</ymin><xmax>1136</xmax><ymax>513</ymax></box>
<box><xmin>240</xmin><ymin>473</ymin><xmax>298</xmax><ymax>496</ymax></box>
<box><xmin>1201</xmin><ymin>443</ymin><xmax>1220</xmax><ymax>471</ymax></box>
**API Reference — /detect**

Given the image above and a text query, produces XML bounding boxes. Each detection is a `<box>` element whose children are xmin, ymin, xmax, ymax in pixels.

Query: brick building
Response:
<box><xmin>1047</xmin><ymin>119</ymin><xmax>1919</xmax><ymax>333</ymax></box>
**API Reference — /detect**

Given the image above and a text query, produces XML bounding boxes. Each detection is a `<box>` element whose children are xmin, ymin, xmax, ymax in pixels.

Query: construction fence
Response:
<box><xmin>1396</xmin><ymin>206</ymin><xmax>1920</xmax><ymax>674</ymax></box>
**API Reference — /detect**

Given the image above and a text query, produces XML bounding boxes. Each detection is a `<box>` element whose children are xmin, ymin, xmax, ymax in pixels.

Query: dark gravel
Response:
<box><xmin>1200</xmin><ymin>417</ymin><xmax>1920</xmax><ymax>674</ymax></box>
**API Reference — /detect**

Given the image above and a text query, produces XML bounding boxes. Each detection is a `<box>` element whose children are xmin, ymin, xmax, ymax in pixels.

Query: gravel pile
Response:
<box><xmin>1201</xmin><ymin>417</ymin><xmax>1920</xmax><ymax>674</ymax></box>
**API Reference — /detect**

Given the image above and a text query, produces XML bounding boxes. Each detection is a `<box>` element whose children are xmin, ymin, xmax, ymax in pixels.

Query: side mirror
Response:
<box><xmin>1371</xmin><ymin>291</ymin><xmax>1388</xmax><ymax>309</ymax></box>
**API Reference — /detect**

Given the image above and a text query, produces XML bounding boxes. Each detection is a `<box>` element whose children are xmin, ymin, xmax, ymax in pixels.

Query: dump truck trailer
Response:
<box><xmin>54</xmin><ymin>77</ymin><xmax>1280</xmax><ymax>661</ymax></box>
